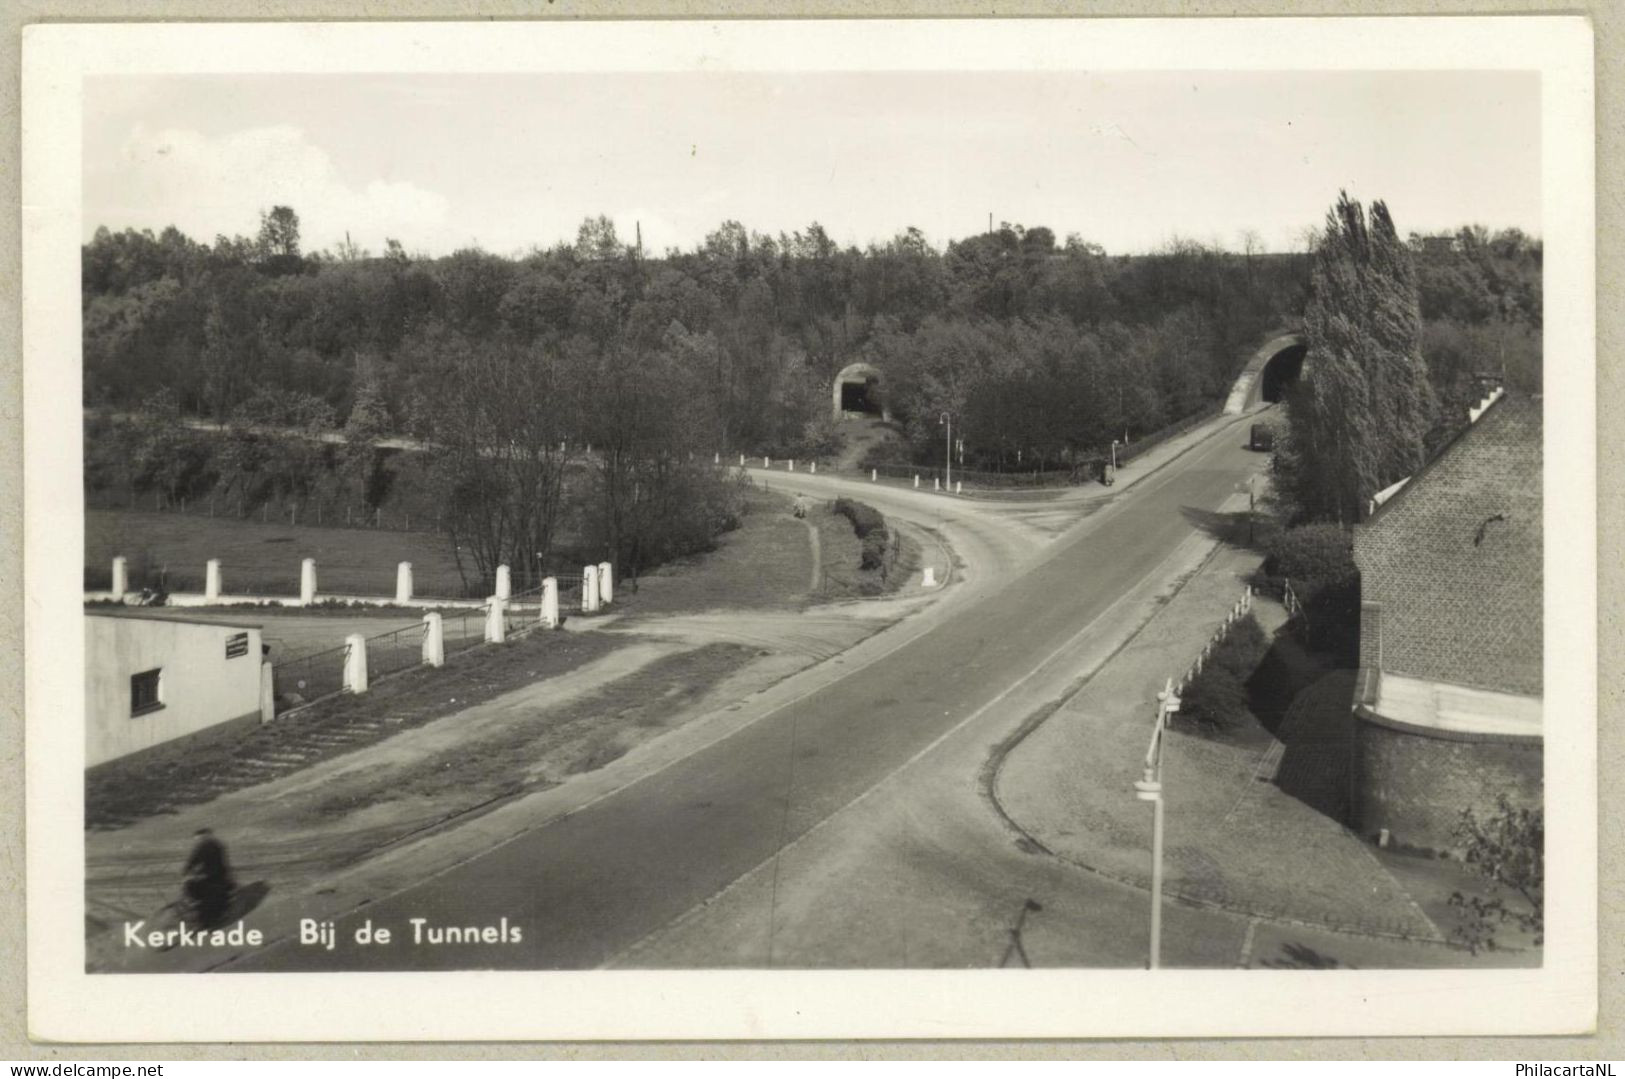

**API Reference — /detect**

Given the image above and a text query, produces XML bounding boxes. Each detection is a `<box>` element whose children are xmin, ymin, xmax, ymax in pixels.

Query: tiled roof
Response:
<box><xmin>1353</xmin><ymin>393</ymin><xmax>1543</xmax><ymax>696</ymax></box>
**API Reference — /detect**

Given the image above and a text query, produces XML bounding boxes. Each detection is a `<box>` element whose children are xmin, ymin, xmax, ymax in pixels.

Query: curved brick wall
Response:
<box><xmin>1351</xmin><ymin>706</ymin><xmax>1542</xmax><ymax>852</ymax></box>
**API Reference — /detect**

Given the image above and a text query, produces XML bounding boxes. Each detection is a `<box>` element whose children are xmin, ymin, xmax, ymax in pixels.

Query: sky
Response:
<box><xmin>82</xmin><ymin>70</ymin><xmax>1542</xmax><ymax>259</ymax></box>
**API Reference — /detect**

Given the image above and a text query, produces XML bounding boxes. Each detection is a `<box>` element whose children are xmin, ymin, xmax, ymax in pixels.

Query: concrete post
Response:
<box><xmin>204</xmin><ymin>559</ymin><xmax>222</xmax><ymax>603</ymax></box>
<box><xmin>485</xmin><ymin>596</ymin><xmax>506</xmax><ymax>644</ymax></box>
<box><xmin>495</xmin><ymin>564</ymin><xmax>511</xmax><ymax>600</ymax></box>
<box><xmin>763</xmin><ymin>456</ymin><xmax>770</xmax><ymax>468</ymax></box>
<box><xmin>597</xmin><ymin>561</ymin><xmax>614</xmax><ymax>605</ymax></box>
<box><xmin>396</xmin><ymin>562</ymin><xmax>414</xmax><ymax>605</ymax></box>
<box><xmin>582</xmin><ymin>564</ymin><xmax>601</xmax><ymax>613</ymax></box>
<box><xmin>300</xmin><ymin>559</ymin><xmax>318</xmax><ymax>605</ymax></box>
<box><xmin>789</xmin><ymin>459</ymin><xmax>795</xmax><ymax>472</ymax></box>
<box><xmin>871</xmin><ymin>469</ymin><xmax>877</xmax><ymax>482</ymax></box>
<box><xmin>259</xmin><ymin>661</ymin><xmax>275</xmax><ymax>722</ymax></box>
<box><xmin>913</xmin><ymin>475</ymin><xmax>920</xmax><ymax>489</ymax></box>
<box><xmin>422</xmin><ymin>611</ymin><xmax>445</xmax><ymax>667</ymax></box>
<box><xmin>343</xmin><ymin>633</ymin><xmax>368</xmax><ymax>693</ymax></box>
<box><xmin>956</xmin><ymin>481</ymin><xmax>963</xmax><ymax>495</ymax></box>
<box><xmin>740</xmin><ymin>454</ymin><xmax>746</xmax><ymax>467</ymax></box>
<box><xmin>934</xmin><ymin>478</ymin><xmax>940</xmax><ymax>492</ymax></box>
<box><xmin>810</xmin><ymin>461</ymin><xmax>817</xmax><ymax>474</ymax></box>
<box><xmin>922</xmin><ymin>566</ymin><xmax>937</xmax><ymax>587</ymax></box>
<box><xmin>111</xmin><ymin>556</ymin><xmax>128</xmax><ymax>597</ymax></box>
<box><xmin>714</xmin><ymin>452</ymin><xmax>720</xmax><ymax>464</ymax></box>
<box><xmin>541</xmin><ymin>577</ymin><xmax>560</xmax><ymax>628</ymax></box>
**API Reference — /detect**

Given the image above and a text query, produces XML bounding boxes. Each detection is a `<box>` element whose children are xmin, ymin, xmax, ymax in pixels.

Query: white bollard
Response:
<box><xmin>258</xmin><ymin>662</ymin><xmax>275</xmax><ymax>722</ymax></box>
<box><xmin>956</xmin><ymin>481</ymin><xmax>963</xmax><ymax>495</ymax></box>
<box><xmin>422</xmin><ymin>612</ymin><xmax>445</xmax><ymax>667</ymax></box>
<box><xmin>300</xmin><ymin>558</ymin><xmax>318</xmax><ymax>605</ymax></box>
<box><xmin>740</xmin><ymin>454</ymin><xmax>746</xmax><ymax>467</ymax></box>
<box><xmin>541</xmin><ymin>576</ymin><xmax>560</xmax><ymax>628</ymax></box>
<box><xmin>934</xmin><ymin>478</ymin><xmax>940</xmax><ymax>492</ymax></box>
<box><xmin>582</xmin><ymin>564</ymin><xmax>601</xmax><ymax>613</ymax></box>
<box><xmin>396</xmin><ymin>561</ymin><xmax>414</xmax><ymax>605</ymax></box>
<box><xmin>597</xmin><ymin>561</ymin><xmax>614</xmax><ymax>605</ymax></box>
<box><xmin>763</xmin><ymin>456</ymin><xmax>770</xmax><ymax>468</ymax></box>
<box><xmin>789</xmin><ymin>459</ymin><xmax>795</xmax><ymax>472</ymax></box>
<box><xmin>921</xmin><ymin>566</ymin><xmax>937</xmax><ymax>587</ymax></box>
<box><xmin>810</xmin><ymin>461</ymin><xmax>817</xmax><ymax>474</ymax></box>
<box><xmin>495</xmin><ymin>564</ymin><xmax>511</xmax><ymax>600</ymax></box>
<box><xmin>111</xmin><ymin>556</ymin><xmax>128</xmax><ymax>597</ymax></box>
<box><xmin>871</xmin><ymin>469</ymin><xmax>877</xmax><ymax>482</ymax></box>
<box><xmin>204</xmin><ymin>559</ymin><xmax>221</xmax><ymax>603</ymax></box>
<box><xmin>485</xmin><ymin>595</ymin><xmax>507</xmax><ymax>644</ymax></box>
<box><xmin>714</xmin><ymin>452</ymin><xmax>720</xmax><ymax>464</ymax></box>
<box><xmin>913</xmin><ymin>475</ymin><xmax>920</xmax><ymax>489</ymax></box>
<box><xmin>343</xmin><ymin>633</ymin><xmax>368</xmax><ymax>693</ymax></box>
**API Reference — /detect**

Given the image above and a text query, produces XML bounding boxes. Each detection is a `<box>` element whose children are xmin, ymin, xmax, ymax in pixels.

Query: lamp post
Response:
<box><xmin>939</xmin><ymin>411</ymin><xmax>952</xmax><ymax>494</ymax></box>
<box><xmin>1135</xmin><ymin>677</ymin><xmax>1180</xmax><ymax>969</ymax></box>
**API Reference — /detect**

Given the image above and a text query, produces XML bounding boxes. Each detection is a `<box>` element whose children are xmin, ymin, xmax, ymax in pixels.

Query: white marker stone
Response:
<box><xmin>111</xmin><ymin>556</ymin><xmax>128</xmax><ymax>597</ymax></box>
<box><xmin>597</xmin><ymin>561</ymin><xmax>614</xmax><ymax>605</ymax></box>
<box><xmin>495</xmin><ymin>564</ymin><xmax>511</xmax><ymax>600</ymax></box>
<box><xmin>205</xmin><ymin>559</ymin><xmax>222</xmax><ymax>603</ymax></box>
<box><xmin>395</xmin><ymin>561</ymin><xmax>414</xmax><ymax>605</ymax></box>
<box><xmin>300</xmin><ymin>559</ymin><xmax>318</xmax><ymax>606</ymax></box>
<box><xmin>922</xmin><ymin>566</ymin><xmax>937</xmax><ymax>587</ymax></box>
<box><xmin>541</xmin><ymin>577</ymin><xmax>559</xmax><ymax>628</ymax></box>
<box><xmin>343</xmin><ymin>633</ymin><xmax>369</xmax><ymax>693</ymax></box>
<box><xmin>485</xmin><ymin>595</ymin><xmax>507</xmax><ymax>644</ymax></box>
<box><xmin>421</xmin><ymin>612</ymin><xmax>445</xmax><ymax>667</ymax></box>
<box><xmin>582</xmin><ymin>564</ymin><xmax>601</xmax><ymax>613</ymax></box>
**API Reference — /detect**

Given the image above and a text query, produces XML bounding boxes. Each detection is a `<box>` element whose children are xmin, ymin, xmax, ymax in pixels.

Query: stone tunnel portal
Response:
<box><xmin>832</xmin><ymin>362</ymin><xmax>887</xmax><ymax>421</ymax></box>
<box><xmin>1260</xmin><ymin>342</ymin><xmax>1309</xmax><ymax>403</ymax></box>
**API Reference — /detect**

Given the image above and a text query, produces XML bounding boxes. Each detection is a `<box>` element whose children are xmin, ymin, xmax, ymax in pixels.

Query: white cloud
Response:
<box><xmin>92</xmin><ymin>124</ymin><xmax>450</xmax><ymax>254</ymax></box>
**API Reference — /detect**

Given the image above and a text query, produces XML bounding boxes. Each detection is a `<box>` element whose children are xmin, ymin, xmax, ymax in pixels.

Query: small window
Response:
<box><xmin>130</xmin><ymin>668</ymin><xmax>163</xmax><ymax>716</ymax></box>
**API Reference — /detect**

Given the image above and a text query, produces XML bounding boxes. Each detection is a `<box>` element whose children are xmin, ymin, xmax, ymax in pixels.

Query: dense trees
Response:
<box><xmin>1276</xmin><ymin>194</ymin><xmax>1436</xmax><ymax>524</ymax></box>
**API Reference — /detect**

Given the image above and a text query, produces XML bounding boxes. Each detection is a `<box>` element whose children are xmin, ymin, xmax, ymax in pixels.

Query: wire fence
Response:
<box><xmin>365</xmin><ymin>622</ymin><xmax>428</xmax><ymax>680</ymax></box>
<box><xmin>86</xmin><ymin>486</ymin><xmax>445</xmax><ymax>535</ymax></box>
<box><xmin>271</xmin><ymin>641</ymin><xmax>350</xmax><ymax>713</ymax></box>
<box><xmin>442</xmin><ymin>606</ymin><xmax>488</xmax><ymax>656</ymax></box>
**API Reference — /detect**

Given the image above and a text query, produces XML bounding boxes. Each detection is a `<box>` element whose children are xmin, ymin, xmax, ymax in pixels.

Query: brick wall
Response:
<box><xmin>1351</xmin><ymin>706</ymin><xmax>1542</xmax><ymax>852</ymax></box>
<box><xmin>1353</xmin><ymin>395</ymin><xmax>1543</xmax><ymax>696</ymax></box>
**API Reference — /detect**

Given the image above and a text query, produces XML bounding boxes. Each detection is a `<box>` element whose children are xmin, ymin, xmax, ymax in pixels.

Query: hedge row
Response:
<box><xmin>833</xmin><ymin>497</ymin><xmax>887</xmax><ymax>541</ymax></box>
<box><xmin>1179</xmin><ymin>613</ymin><xmax>1270</xmax><ymax>731</ymax></box>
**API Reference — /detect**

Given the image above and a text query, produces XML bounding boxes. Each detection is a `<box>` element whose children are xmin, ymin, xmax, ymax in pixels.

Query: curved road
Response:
<box><xmin>226</xmin><ymin>411</ymin><xmax>1266</xmax><ymax>972</ymax></box>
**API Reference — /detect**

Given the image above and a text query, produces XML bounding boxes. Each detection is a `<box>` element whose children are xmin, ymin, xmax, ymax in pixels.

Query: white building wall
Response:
<box><xmin>85</xmin><ymin>615</ymin><xmax>263</xmax><ymax>767</ymax></box>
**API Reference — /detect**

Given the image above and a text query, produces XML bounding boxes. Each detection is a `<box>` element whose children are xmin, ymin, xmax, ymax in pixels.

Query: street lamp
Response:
<box><xmin>939</xmin><ymin>412</ymin><xmax>952</xmax><ymax>494</ymax></box>
<box><xmin>1135</xmin><ymin>677</ymin><xmax>1180</xmax><ymax>969</ymax></box>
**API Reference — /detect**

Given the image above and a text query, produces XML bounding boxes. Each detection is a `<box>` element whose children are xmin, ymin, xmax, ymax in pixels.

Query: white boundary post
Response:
<box><xmin>422</xmin><ymin>612</ymin><xmax>445</xmax><ymax>667</ymax></box>
<box><xmin>111</xmin><ymin>556</ymin><xmax>128</xmax><ymax>597</ymax></box>
<box><xmin>582</xmin><ymin>565</ymin><xmax>601</xmax><ymax>613</ymax></box>
<box><xmin>396</xmin><ymin>562</ymin><xmax>414</xmax><ymax>604</ymax></box>
<box><xmin>343</xmin><ymin>633</ymin><xmax>368</xmax><ymax>693</ymax></box>
<box><xmin>597</xmin><ymin>562</ymin><xmax>614</xmax><ymax>605</ymax></box>
<box><xmin>300</xmin><ymin>559</ymin><xmax>318</xmax><ymax>606</ymax></box>
<box><xmin>495</xmin><ymin>564</ymin><xmax>511</xmax><ymax>600</ymax></box>
<box><xmin>541</xmin><ymin>577</ymin><xmax>559</xmax><ymax>628</ymax></box>
<box><xmin>204</xmin><ymin>559</ymin><xmax>221</xmax><ymax>603</ymax></box>
<box><xmin>485</xmin><ymin>596</ymin><xmax>507</xmax><ymax>644</ymax></box>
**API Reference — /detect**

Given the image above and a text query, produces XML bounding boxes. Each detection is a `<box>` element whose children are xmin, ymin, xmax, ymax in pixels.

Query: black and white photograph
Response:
<box><xmin>22</xmin><ymin>17</ymin><xmax>1596</xmax><ymax>1041</ymax></box>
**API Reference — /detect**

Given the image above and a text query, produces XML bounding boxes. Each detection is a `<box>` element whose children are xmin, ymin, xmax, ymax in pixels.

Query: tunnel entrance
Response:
<box><xmin>1260</xmin><ymin>343</ymin><xmax>1308</xmax><ymax>403</ymax></box>
<box><xmin>832</xmin><ymin>362</ymin><xmax>887</xmax><ymax>420</ymax></box>
<box><xmin>840</xmin><ymin>380</ymin><xmax>876</xmax><ymax>413</ymax></box>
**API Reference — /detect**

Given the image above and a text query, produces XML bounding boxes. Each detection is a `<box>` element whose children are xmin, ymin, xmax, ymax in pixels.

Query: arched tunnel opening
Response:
<box><xmin>1260</xmin><ymin>343</ymin><xmax>1308</xmax><ymax>403</ymax></box>
<box><xmin>832</xmin><ymin>363</ymin><xmax>886</xmax><ymax>420</ymax></box>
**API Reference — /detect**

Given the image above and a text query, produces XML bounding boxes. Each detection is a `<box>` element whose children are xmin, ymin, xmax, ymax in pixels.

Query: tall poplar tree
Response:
<box><xmin>1279</xmin><ymin>192</ymin><xmax>1434</xmax><ymax>523</ymax></box>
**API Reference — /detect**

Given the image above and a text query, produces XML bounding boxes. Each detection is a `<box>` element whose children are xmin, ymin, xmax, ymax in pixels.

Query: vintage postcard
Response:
<box><xmin>23</xmin><ymin>17</ymin><xmax>1595</xmax><ymax>1041</ymax></box>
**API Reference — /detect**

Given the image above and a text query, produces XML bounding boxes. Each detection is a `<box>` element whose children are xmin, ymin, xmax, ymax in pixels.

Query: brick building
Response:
<box><xmin>1350</xmin><ymin>390</ymin><xmax>1543</xmax><ymax>851</ymax></box>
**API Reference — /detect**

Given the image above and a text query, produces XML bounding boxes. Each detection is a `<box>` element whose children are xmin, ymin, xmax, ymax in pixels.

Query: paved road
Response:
<box><xmin>227</xmin><ymin>416</ymin><xmax>1264</xmax><ymax>972</ymax></box>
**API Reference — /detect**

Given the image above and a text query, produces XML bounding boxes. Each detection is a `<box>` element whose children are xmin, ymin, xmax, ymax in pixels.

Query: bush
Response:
<box><xmin>860</xmin><ymin>531</ymin><xmax>888</xmax><ymax>571</ymax></box>
<box><xmin>1448</xmin><ymin>795</ymin><xmax>1544</xmax><ymax>954</ymax></box>
<box><xmin>1263</xmin><ymin>523</ymin><xmax>1356</xmax><ymax>593</ymax></box>
<box><xmin>1178</xmin><ymin>613</ymin><xmax>1270</xmax><ymax>731</ymax></box>
<box><xmin>833</xmin><ymin>497</ymin><xmax>887</xmax><ymax>540</ymax></box>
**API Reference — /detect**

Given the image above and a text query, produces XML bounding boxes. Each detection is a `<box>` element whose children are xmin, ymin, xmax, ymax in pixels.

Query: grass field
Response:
<box><xmin>87</xmin><ymin>509</ymin><xmax>477</xmax><ymax>598</ymax></box>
